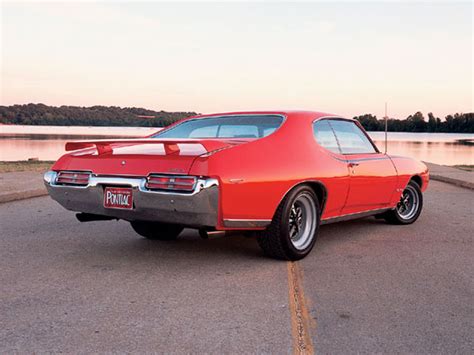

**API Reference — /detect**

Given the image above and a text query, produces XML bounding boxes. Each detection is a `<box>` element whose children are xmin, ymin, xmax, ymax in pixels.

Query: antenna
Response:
<box><xmin>384</xmin><ymin>102</ymin><xmax>388</xmax><ymax>154</ymax></box>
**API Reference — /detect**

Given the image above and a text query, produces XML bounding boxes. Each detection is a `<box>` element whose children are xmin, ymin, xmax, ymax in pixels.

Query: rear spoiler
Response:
<box><xmin>65</xmin><ymin>138</ymin><xmax>233</xmax><ymax>155</ymax></box>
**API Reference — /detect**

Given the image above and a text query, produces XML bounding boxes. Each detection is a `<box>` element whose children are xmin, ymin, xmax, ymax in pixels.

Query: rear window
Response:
<box><xmin>153</xmin><ymin>115</ymin><xmax>284</xmax><ymax>139</ymax></box>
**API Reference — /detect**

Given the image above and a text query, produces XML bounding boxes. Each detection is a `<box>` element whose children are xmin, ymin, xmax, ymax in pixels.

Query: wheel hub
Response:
<box><xmin>288</xmin><ymin>193</ymin><xmax>317</xmax><ymax>250</ymax></box>
<box><xmin>289</xmin><ymin>205</ymin><xmax>304</xmax><ymax>239</ymax></box>
<box><xmin>396</xmin><ymin>185</ymin><xmax>419</xmax><ymax>220</ymax></box>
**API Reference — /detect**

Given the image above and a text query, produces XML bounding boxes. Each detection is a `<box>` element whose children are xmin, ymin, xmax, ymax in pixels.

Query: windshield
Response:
<box><xmin>153</xmin><ymin>115</ymin><xmax>284</xmax><ymax>139</ymax></box>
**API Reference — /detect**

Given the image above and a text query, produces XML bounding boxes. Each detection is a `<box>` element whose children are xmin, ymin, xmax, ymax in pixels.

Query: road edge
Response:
<box><xmin>0</xmin><ymin>189</ymin><xmax>48</xmax><ymax>204</ymax></box>
<box><xmin>429</xmin><ymin>175</ymin><xmax>474</xmax><ymax>190</ymax></box>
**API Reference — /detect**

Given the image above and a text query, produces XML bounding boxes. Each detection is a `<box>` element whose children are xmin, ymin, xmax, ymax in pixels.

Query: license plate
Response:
<box><xmin>103</xmin><ymin>187</ymin><xmax>133</xmax><ymax>210</ymax></box>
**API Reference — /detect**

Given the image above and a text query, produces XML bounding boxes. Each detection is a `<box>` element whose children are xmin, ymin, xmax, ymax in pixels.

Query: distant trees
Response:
<box><xmin>0</xmin><ymin>104</ymin><xmax>197</xmax><ymax>127</ymax></box>
<box><xmin>427</xmin><ymin>112</ymin><xmax>440</xmax><ymax>132</ymax></box>
<box><xmin>354</xmin><ymin>114</ymin><xmax>380</xmax><ymax>131</ymax></box>
<box><xmin>353</xmin><ymin>112</ymin><xmax>473</xmax><ymax>133</ymax></box>
<box><xmin>0</xmin><ymin>104</ymin><xmax>472</xmax><ymax>132</ymax></box>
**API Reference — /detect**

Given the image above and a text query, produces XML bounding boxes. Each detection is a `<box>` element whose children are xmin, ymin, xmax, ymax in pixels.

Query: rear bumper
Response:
<box><xmin>44</xmin><ymin>171</ymin><xmax>219</xmax><ymax>228</ymax></box>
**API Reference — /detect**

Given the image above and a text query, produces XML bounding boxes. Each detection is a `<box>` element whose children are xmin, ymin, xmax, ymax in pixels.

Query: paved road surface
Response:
<box><xmin>0</xmin><ymin>181</ymin><xmax>472</xmax><ymax>353</ymax></box>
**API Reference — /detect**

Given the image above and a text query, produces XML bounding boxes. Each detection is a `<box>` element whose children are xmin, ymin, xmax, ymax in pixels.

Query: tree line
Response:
<box><xmin>0</xmin><ymin>104</ymin><xmax>197</xmax><ymax>127</ymax></box>
<box><xmin>354</xmin><ymin>112</ymin><xmax>473</xmax><ymax>133</ymax></box>
<box><xmin>0</xmin><ymin>104</ymin><xmax>472</xmax><ymax>132</ymax></box>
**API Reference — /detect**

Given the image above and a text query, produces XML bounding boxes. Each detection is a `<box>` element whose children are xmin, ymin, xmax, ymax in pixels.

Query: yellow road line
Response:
<box><xmin>287</xmin><ymin>261</ymin><xmax>315</xmax><ymax>355</ymax></box>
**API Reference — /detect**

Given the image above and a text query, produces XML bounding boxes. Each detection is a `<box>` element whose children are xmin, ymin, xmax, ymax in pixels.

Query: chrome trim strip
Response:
<box><xmin>329</xmin><ymin>155</ymin><xmax>391</xmax><ymax>164</ymax></box>
<box><xmin>223</xmin><ymin>219</ymin><xmax>271</xmax><ymax>228</ymax></box>
<box><xmin>321</xmin><ymin>207</ymin><xmax>393</xmax><ymax>225</ymax></box>
<box><xmin>346</xmin><ymin>156</ymin><xmax>390</xmax><ymax>162</ymax></box>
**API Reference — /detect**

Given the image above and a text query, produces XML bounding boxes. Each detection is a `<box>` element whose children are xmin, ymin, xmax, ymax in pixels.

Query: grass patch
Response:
<box><xmin>0</xmin><ymin>160</ymin><xmax>55</xmax><ymax>173</ymax></box>
<box><xmin>453</xmin><ymin>165</ymin><xmax>474</xmax><ymax>172</ymax></box>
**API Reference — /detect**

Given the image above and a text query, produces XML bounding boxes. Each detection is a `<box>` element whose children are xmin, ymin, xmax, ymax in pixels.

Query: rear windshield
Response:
<box><xmin>153</xmin><ymin>115</ymin><xmax>284</xmax><ymax>139</ymax></box>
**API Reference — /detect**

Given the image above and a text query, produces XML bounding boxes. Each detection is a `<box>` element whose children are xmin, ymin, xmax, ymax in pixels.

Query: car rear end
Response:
<box><xmin>44</xmin><ymin>167</ymin><xmax>220</xmax><ymax>228</ymax></box>
<box><xmin>43</xmin><ymin>139</ymin><xmax>228</xmax><ymax>228</ymax></box>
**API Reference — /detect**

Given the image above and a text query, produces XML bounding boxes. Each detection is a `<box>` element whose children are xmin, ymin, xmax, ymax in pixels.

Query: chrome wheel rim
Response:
<box><xmin>288</xmin><ymin>193</ymin><xmax>317</xmax><ymax>250</ymax></box>
<box><xmin>397</xmin><ymin>185</ymin><xmax>419</xmax><ymax>220</ymax></box>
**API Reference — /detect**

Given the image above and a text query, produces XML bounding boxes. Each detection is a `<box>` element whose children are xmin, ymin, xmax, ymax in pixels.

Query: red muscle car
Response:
<box><xmin>44</xmin><ymin>111</ymin><xmax>429</xmax><ymax>260</ymax></box>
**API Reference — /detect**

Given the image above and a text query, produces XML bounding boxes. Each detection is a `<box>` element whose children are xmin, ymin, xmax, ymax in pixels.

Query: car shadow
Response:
<box><xmin>73</xmin><ymin>222</ymin><xmax>274</xmax><ymax>269</ymax></box>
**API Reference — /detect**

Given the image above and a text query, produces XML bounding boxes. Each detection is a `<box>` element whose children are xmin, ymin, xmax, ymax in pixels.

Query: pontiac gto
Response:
<box><xmin>44</xmin><ymin>111</ymin><xmax>429</xmax><ymax>260</ymax></box>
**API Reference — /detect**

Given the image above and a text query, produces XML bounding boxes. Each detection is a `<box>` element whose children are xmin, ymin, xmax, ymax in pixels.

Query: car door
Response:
<box><xmin>312</xmin><ymin>119</ymin><xmax>350</xmax><ymax>218</ymax></box>
<box><xmin>328</xmin><ymin>119</ymin><xmax>398</xmax><ymax>215</ymax></box>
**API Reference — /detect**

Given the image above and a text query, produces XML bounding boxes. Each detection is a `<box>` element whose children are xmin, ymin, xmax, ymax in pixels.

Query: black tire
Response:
<box><xmin>130</xmin><ymin>221</ymin><xmax>184</xmax><ymax>240</ymax></box>
<box><xmin>257</xmin><ymin>185</ymin><xmax>320</xmax><ymax>260</ymax></box>
<box><xmin>383</xmin><ymin>180</ymin><xmax>423</xmax><ymax>225</ymax></box>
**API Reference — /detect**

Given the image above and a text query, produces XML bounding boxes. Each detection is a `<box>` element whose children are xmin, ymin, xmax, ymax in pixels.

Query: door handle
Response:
<box><xmin>348</xmin><ymin>162</ymin><xmax>359</xmax><ymax>174</ymax></box>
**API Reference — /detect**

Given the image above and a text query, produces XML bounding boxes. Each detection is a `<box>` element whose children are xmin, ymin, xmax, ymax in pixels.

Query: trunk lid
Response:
<box><xmin>54</xmin><ymin>138</ymin><xmax>242</xmax><ymax>176</ymax></box>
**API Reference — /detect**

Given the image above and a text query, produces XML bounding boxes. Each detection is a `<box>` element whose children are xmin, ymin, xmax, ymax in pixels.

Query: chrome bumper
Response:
<box><xmin>44</xmin><ymin>171</ymin><xmax>219</xmax><ymax>227</ymax></box>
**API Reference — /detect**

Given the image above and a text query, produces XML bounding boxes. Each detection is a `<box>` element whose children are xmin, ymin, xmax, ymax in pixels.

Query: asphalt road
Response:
<box><xmin>0</xmin><ymin>181</ymin><xmax>472</xmax><ymax>354</ymax></box>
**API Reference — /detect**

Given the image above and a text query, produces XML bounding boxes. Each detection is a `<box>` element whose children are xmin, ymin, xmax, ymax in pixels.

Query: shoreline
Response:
<box><xmin>0</xmin><ymin>125</ymin><xmax>160</xmax><ymax>136</ymax></box>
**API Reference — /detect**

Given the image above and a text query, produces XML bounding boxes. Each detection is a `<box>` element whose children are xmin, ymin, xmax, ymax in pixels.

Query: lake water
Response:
<box><xmin>0</xmin><ymin>125</ymin><xmax>473</xmax><ymax>166</ymax></box>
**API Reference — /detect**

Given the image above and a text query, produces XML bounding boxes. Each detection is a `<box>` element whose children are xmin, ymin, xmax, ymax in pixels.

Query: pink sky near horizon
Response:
<box><xmin>1</xmin><ymin>1</ymin><xmax>472</xmax><ymax>119</ymax></box>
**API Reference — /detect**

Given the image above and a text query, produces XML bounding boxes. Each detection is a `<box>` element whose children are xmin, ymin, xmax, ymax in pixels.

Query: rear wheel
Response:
<box><xmin>383</xmin><ymin>180</ymin><xmax>423</xmax><ymax>225</ymax></box>
<box><xmin>257</xmin><ymin>185</ymin><xmax>320</xmax><ymax>260</ymax></box>
<box><xmin>130</xmin><ymin>221</ymin><xmax>184</xmax><ymax>240</ymax></box>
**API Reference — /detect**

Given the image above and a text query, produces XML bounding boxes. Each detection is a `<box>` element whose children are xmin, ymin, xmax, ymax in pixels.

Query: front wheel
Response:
<box><xmin>383</xmin><ymin>181</ymin><xmax>423</xmax><ymax>225</ymax></box>
<box><xmin>130</xmin><ymin>221</ymin><xmax>184</xmax><ymax>240</ymax></box>
<box><xmin>257</xmin><ymin>185</ymin><xmax>320</xmax><ymax>260</ymax></box>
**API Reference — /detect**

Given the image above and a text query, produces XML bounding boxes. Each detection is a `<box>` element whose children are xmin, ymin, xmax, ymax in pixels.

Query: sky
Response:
<box><xmin>1</xmin><ymin>1</ymin><xmax>472</xmax><ymax>119</ymax></box>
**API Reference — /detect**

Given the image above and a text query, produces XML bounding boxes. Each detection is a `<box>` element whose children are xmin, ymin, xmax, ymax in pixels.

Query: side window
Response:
<box><xmin>313</xmin><ymin>120</ymin><xmax>340</xmax><ymax>153</ymax></box>
<box><xmin>328</xmin><ymin>120</ymin><xmax>377</xmax><ymax>154</ymax></box>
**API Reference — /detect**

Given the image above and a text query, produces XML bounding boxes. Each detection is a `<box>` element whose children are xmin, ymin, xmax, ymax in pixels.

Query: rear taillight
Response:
<box><xmin>146</xmin><ymin>175</ymin><xmax>197</xmax><ymax>192</ymax></box>
<box><xmin>56</xmin><ymin>171</ymin><xmax>91</xmax><ymax>186</ymax></box>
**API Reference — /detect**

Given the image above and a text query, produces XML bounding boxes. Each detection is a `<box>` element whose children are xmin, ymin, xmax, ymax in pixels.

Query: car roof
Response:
<box><xmin>189</xmin><ymin>110</ymin><xmax>353</xmax><ymax>122</ymax></box>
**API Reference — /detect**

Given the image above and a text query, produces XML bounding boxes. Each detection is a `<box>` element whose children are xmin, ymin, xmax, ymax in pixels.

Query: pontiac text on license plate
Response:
<box><xmin>104</xmin><ymin>187</ymin><xmax>133</xmax><ymax>209</ymax></box>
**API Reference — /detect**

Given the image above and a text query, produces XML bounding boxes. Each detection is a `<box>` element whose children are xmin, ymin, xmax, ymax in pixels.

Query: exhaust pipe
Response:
<box><xmin>76</xmin><ymin>213</ymin><xmax>116</xmax><ymax>222</ymax></box>
<box><xmin>198</xmin><ymin>228</ymin><xmax>226</xmax><ymax>239</ymax></box>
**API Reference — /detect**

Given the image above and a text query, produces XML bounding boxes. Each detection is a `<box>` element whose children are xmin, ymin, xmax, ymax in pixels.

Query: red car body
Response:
<box><xmin>44</xmin><ymin>111</ymin><xmax>429</xmax><ymax>259</ymax></box>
